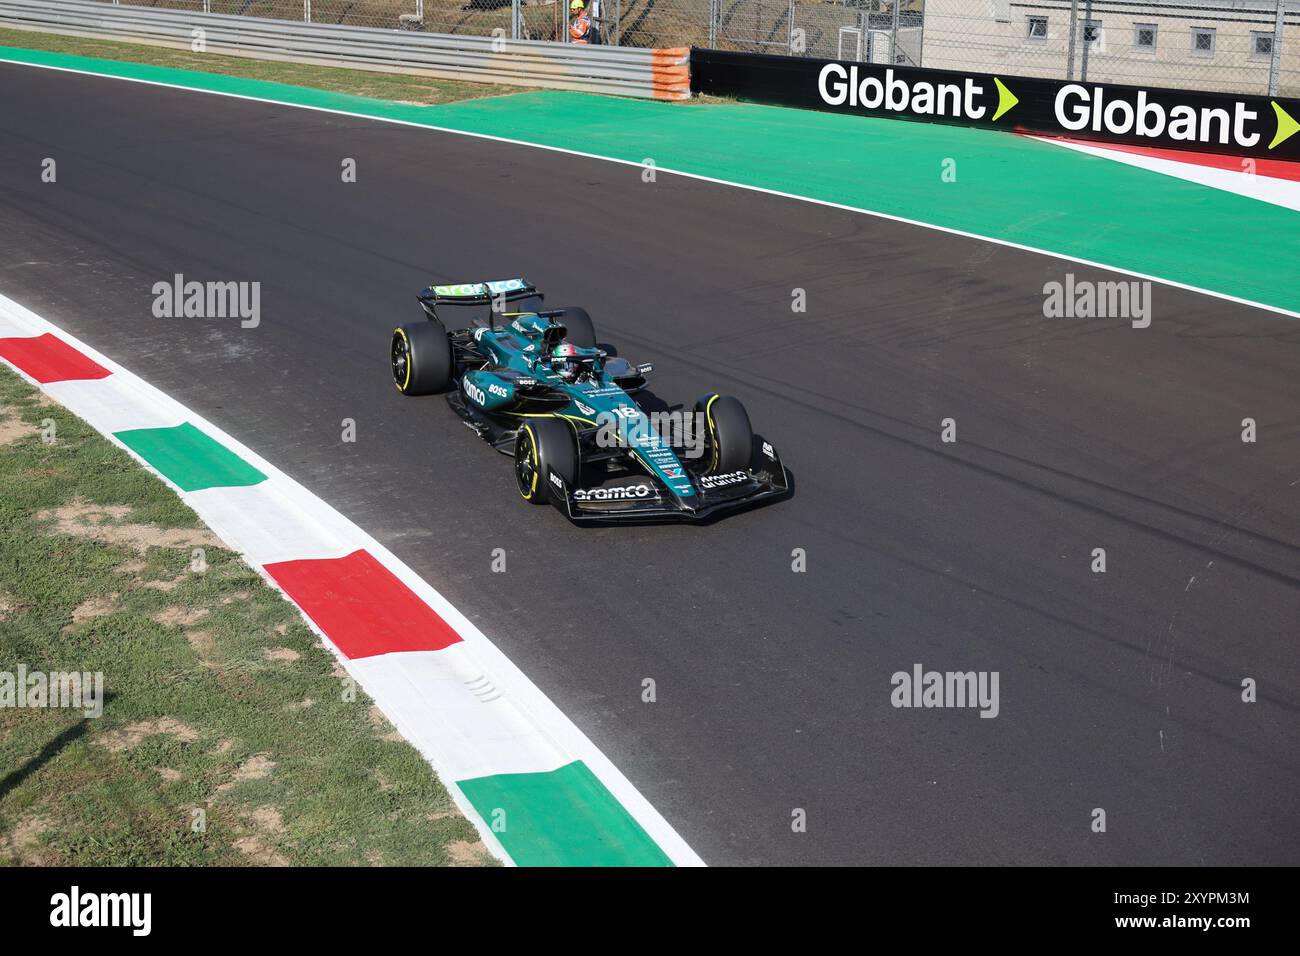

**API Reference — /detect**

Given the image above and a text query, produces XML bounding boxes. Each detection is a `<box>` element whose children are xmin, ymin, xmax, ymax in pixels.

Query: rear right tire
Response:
<box><xmin>554</xmin><ymin>306</ymin><xmax>596</xmax><ymax>349</ymax></box>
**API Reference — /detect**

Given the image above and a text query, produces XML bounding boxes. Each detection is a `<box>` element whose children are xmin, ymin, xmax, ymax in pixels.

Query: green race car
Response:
<box><xmin>390</xmin><ymin>278</ymin><xmax>788</xmax><ymax>521</ymax></box>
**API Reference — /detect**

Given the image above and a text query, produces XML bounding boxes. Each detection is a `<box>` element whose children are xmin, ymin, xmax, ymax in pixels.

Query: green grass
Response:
<box><xmin>0</xmin><ymin>366</ymin><xmax>494</xmax><ymax>866</ymax></box>
<box><xmin>0</xmin><ymin>25</ymin><xmax>527</xmax><ymax>105</ymax></box>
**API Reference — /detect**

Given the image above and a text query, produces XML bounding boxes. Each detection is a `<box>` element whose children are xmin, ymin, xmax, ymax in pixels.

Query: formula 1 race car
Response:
<box><xmin>389</xmin><ymin>278</ymin><xmax>788</xmax><ymax>521</ymax></box>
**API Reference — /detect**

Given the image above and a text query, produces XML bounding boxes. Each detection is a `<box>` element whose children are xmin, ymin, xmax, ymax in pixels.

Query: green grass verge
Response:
<box><xmin>0</xmin><ymin>25</ymin><xmax>527</xmax><ymax>105</ymax></box>
<box><xmin>0</xmin><ymin>365</ymin><xmax>494</xmax><ymax>866</ymax></box>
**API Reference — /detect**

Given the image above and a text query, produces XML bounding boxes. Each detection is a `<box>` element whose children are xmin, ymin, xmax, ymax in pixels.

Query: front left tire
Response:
<box><xmin>695</xmin><ymin>394</ymin><xmax>753</xmax><ymax>474</ymax></box>
<box><xmin>515</xmin><ymin>418</ymin><xmax>579</xmax><ymax>505</ymax></box>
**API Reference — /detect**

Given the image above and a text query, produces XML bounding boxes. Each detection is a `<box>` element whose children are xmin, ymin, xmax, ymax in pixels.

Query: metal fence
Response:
<box><xmin>920</xmin><ymin>0</ymin><xmax>1299</xmax><ymax>97</ymax></box>
<box><xmin>707</xmin><ymin>1</ymin><xmax>923</xmax><ymax>63</ymax></box>
<box><xmin>52</xmin><ymin>0</ymin><xmax>1300</xmax><ymax>94</ymax></box>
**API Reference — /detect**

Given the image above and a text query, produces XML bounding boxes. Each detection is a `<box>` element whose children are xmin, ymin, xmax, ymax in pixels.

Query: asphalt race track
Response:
<box><xmin>2</xmin><ymin>62</ymin><xmax>1297</xmax><ymax>865</ymax></box>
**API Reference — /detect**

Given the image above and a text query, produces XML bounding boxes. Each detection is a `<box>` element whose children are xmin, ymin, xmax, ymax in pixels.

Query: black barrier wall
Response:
<box><xmin>691</xmin><ymin>48</ymin><xmax>1300</xmax><ymax>162</ymax></box>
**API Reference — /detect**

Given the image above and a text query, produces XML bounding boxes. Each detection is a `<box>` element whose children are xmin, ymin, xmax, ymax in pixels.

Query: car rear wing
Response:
<box><xmin>417</xmin><ymin>278</ymin><xmax>539</xmax><ymax>310</ymax></box>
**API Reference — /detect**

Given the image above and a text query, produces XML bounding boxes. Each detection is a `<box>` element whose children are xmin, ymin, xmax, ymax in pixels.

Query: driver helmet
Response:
<box><xmin>551</xmin><ymin>342</ymin><xmax>584</xmax><ymax>381</ymax></box>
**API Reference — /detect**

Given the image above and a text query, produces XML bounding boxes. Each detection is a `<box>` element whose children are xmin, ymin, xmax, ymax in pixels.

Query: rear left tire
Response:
<box><xmin>392</xmin><ymin>320</ymin><xmax>453</xmax><ymax>395</ymax></box>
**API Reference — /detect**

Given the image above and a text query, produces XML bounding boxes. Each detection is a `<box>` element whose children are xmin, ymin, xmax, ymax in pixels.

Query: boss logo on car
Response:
<box><xmin>573</xmin><ymin>484</ymin><xmax>655</xmax><ymax>501</ymax></box>
<box><xmin>550</xmin><ymin>472</ymin><xmax>563</xmax><ymax>489</ymax></box>
<box><xmin>488</xmin><ymin>383</ymin><xmax>509</xmax><ymax>398</ymax></box>
<box><xmin>463</xmin><ymin>381</ymin><xmax>486</xmax><ymax>405</ymax></box>
<box><xmin>698</xmin><ymin>470</ymin><xmax>749</xmax><ymax>489</ymax></box>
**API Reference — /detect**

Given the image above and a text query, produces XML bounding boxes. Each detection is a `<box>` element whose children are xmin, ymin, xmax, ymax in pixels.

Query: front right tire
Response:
<box><xmin>554</xmin><ymin>306</ymin><xmax>596</xmax><ymax>349</ymax></box>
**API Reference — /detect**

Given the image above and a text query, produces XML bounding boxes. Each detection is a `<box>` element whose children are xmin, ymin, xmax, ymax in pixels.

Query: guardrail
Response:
<box><xmin>0</xmin><ymin>0</ymin><xmax>690</xmax><ymax>99</ymax></box>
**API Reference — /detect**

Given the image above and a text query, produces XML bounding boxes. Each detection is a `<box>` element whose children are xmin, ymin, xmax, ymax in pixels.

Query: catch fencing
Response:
<box><xmin>919</xmin><ymin>0</ymin><xmax>1298</xmax><ymax>98</ymax></box>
